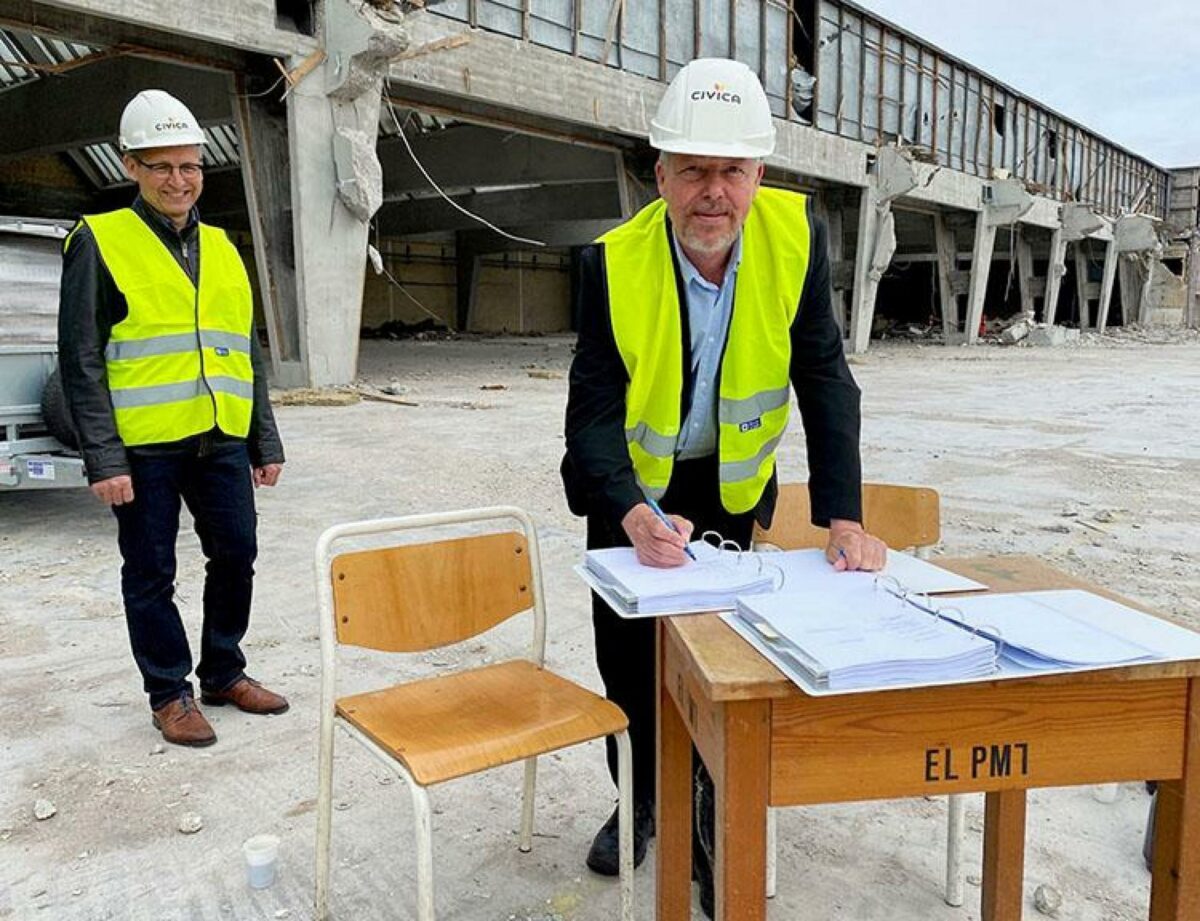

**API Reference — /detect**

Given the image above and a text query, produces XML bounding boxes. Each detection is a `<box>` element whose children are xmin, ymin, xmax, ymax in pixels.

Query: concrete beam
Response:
<box><xmin>377</xmin><ymin>124</ymin><xmax>620</xmax><ymax>199</ymax></box>
<box><xmin>0</xmin><ymin>55</ymin><xmax>233</xmax><ymax>161</ymax></box>
<box><xmin>455</xmin><ymin>219</ymin><xmax>621</xmax><ymax>253</ymax></box>
<box><xmin>1061</xmin><ymin>203</ymin><xmax>1106</xmax><ymax>242</ymax></box>
<box><xmin>1113</xmin><ymin>213</ymin><xmax>1161</xmax><ymax>254</ymax></box>
<box><xmin>375</xmin><ymin>181</ymin><xmax>622</xmax><ymax>237</ymax></box>
<box><xmin>16</xmin><ymin>0</ymin><xmax>313</xmax><ymax>56</ymax></box>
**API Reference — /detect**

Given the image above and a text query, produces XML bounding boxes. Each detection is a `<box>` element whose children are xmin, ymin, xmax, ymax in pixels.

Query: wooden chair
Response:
<box><xmin>752</xmin><ymin>483</ymin><xmax>966</xmax><ymax>907</ymax></box>
<box><xmin>315</xmin><ymin>506</ymin><xmax>634</xmax><ymax>921</ymax></box>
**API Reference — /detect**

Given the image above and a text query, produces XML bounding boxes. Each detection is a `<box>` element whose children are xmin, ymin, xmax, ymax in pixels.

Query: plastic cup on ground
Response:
<box><xmin>243</xmin><ymin>834</ymin><xmax>280</xmax><ymax>889</ymax></box>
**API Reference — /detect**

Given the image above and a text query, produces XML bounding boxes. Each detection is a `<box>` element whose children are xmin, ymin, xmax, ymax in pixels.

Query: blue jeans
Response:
<box><xmin>113</xmin><ymin>434</ymin><xmax>257</xmax><ymax>709</ymax></box>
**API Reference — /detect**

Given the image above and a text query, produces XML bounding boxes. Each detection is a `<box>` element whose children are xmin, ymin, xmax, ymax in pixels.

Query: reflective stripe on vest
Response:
<box><xmin>82</xmin><ymin>209</ymin><xmax>255</xmax><ymax>447</ymax></box>
<box><xmin>601</xmin><ymin>187</ymin><xmax>810</xmax><ymax>513</ymax></box>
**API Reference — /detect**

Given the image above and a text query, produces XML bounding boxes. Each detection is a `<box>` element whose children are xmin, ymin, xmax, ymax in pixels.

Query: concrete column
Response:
<box><xmin>287</xmin><ymin>86</ymin><xmax>382</xmax><ymax>385</ymax></box>
<box><xmin>277</xmin><ymin>0</ymin><xmax>407</xmax><ymax>386</ymax></box>
<box><xmin>1189</xmin><ymin>234</ymin><xmax>1200</xmax><ymax>328</ymax></box>
<box><xmin>455</xmin><ymin>232</ymin><xmax>481</xmax><ymax>332</ymax></box>
<box><xmin>1074</xmin><ymin>244</ymin><xmax>1092</xmax><ymax>329</ymax></box>
<box><xmin>848</xmin><ymin>188</ymin><xmax>897</xmax><ymax>354</ymax></box>
<box><xmin>847</xmin><ymin>148</ymin><xmax>916</xmax><ymax>354</ymax></box>
<box><xmin>1096</xmin><ymin>241</ymin><xmax>1120</xmax><ymax>333</ymax></box>
<box><xmin>1015</xmin><ymin>230</ymin><xmax>1035</xmax><ymax>319</ymax></box>
<box><xmin>1118</xmin><ymin>257</ymin><xmax>1143</xmax><ymax>329</ymax></box>
<box><xmin>827</xmin><ymin>207</ymin><xmax>848</xmax><ymax>334</ymax></box>
<box><xmin>933</xmin><ymin>212</ymin><xmax>960</xmax><ymax>340</ymax></box>
<box><xmin>1043</xmin><ymin>227</ymin><xmax>1067</xmax><ymax>326</ymax></box>
<box><xmin>233</xmin><ymin>75</ymin><xmax>305</xmax><ymax>387</ymax></box>
<box><xmin>963</xmin><ymin>212</ymin><xmax>998</xmax><ymax>344</ymax></box>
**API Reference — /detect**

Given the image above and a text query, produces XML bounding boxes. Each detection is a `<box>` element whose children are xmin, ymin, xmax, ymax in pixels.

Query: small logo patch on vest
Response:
<box><xmin>214</xmin><ymin>346</ymin><xmax>230</xmax><ymax>357</ymax></box>
<box><xmin>739</xmin><ymin>417</ymin><xmax>762</xmax><ymax>433</ymax></box>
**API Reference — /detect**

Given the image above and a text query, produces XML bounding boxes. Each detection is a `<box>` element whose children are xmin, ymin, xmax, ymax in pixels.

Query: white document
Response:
<box><xmin>727</xmin><ymin>586</ymin><xmax>1200</xmax><ymax>696</ymax></box>
<box><xmin>735</xmin><ymin>584</ymin><xmax>996</xmax><ymax>690</ymax></box>
<box><xmin>763</xmin><ymin>548</ymin><xmax>986</xmax><ymax>596</ymax></box>
<box><xmin>581</xmin><ymin>541</ymin><xmax>781</xmax><ymax>617</ymax></box>
<box><xmin>944</xmin><ymin>590</ymin><xmax>1200</xmax><ymax>666</ymax></box>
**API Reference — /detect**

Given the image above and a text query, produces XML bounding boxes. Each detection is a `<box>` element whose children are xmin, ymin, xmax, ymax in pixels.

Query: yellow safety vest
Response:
<box><xmin>600</xmin><ymin>187</ymin><xmax>810</xmax><ymax>513</ymax></box>
<box><xmin>78</xmin><ymin>209</ymin><xmax>255</xmax><ymax>447</ymax></box>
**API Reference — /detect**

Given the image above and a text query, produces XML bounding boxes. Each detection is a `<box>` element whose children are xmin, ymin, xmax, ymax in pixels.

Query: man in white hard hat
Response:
<box><xmin>57</xmin><ymin>89</ymin><xmax>288</xmax><ymax>748</ymax></box>
<box><xmin>561</xmin><ymin>58</ymin><xmax>885</xmax><ymax>913</ymax></box>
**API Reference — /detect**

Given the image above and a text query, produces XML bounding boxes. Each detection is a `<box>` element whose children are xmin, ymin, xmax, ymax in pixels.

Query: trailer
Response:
<box><xmin>0</xmin><ymin>218</ymin><xmax>87</xmax><ymax>491</ymax></box>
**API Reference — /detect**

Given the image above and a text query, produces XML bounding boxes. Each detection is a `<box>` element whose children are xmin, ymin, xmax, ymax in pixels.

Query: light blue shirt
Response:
<box><xmin>672</xmin><ymin>231</ymin><xmax>742</xmax><ymax>460</ymax></box>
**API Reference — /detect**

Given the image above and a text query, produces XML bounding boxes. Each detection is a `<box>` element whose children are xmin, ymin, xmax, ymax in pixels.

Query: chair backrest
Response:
<box><xmin>316</xmin><ymin>507</ymin><xmax>545</xmax><ymax>657</ymax></box>
<box><xmin>753</xmin><ymin>482</ymin><xmax>940</xmax><ymax>551</ymax></box>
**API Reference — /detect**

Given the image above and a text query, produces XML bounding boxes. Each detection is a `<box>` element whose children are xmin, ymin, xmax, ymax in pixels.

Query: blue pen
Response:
<box><xmin>645</xmin><ymin>497</ymin><xmax>697</xmax><ymax>560</ymax></box>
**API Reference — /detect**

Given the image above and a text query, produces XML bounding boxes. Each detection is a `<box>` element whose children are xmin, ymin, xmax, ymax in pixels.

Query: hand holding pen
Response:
<box><xmin>620</xmin><ymin>498</ymin><xmax>696</xmax><ymax>567</ymax></box>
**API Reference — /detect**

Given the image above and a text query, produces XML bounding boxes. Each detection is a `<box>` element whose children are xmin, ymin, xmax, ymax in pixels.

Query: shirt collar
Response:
<box><xmin>132</xmin><ymin>194</ymin><xmax>199</xmax><ymax>237</ymax></box>
<box><xmin>671</xmin><ymin>230</ymin><xmax>742</xmax><ymax>293</ymax></box>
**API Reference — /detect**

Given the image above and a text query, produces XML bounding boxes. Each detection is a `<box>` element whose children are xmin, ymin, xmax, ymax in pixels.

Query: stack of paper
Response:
<box><xmin>580</xmin><ymin>541</ymin><xmax>778</xmax><ymax>617</ymax></box>
<box><xmin>942</xmin><ymin>590</ymin><xmax>1161</xmax><ymax>668</ymax></box>
<box><xmin>735</xmin><ymin>585</ymin><xmax>997</xmax><ymax>690</ymax></box>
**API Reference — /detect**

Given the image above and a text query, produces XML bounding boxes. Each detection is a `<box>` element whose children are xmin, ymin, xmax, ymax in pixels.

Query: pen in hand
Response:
<box><xmin>645</xmin><ymin>497</ymin><xmax>697</xmax><ymax>561</ymax></box>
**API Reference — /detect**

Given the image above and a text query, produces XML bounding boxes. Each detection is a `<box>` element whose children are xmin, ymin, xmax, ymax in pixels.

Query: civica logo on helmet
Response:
<box><xmin>690</xmin><ymin>82</ymin><xmax>742</xmax><ymax>105</ymax></box>
<box><xmin>155</xmin><ymin>119</ymin><xmax>191</xmax><ymax>132</ymax></box>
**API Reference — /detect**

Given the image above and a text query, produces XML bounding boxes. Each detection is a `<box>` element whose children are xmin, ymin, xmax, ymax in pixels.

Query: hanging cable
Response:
<box><xmin>383</xmin><ymin>96</ymin><xmax>546</xmax><ymax>248</ymax></box>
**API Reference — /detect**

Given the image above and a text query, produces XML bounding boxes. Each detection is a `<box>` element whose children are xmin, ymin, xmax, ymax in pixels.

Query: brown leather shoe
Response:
<box><xmin>152</xmin><ymin>696</ymin><xmax>217</xmax><ymax>748</ymax></box>
<box><xmin>200</xmin><ymin>677</ymin><xmax>289</xmax><ymax>715</ymax></box>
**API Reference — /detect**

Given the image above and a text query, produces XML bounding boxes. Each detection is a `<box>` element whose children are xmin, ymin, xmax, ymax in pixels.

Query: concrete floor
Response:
<box><xmin>2</xmin><ymin>330</ymin><xmax>1198</xmax><ymax>920</ymax></box>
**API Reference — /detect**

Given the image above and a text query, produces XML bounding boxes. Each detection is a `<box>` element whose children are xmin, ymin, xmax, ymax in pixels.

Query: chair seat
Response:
<box><xmin>337</xmin><ymin>659</ymin><xmax>628</xmax><ymax>785</ymax></box>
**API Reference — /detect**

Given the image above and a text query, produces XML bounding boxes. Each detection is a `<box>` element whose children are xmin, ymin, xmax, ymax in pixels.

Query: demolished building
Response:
<box><xmin>0</xmin><ymin>0</ymin><xmax>1196</xmax><ymax>387</ymax></box>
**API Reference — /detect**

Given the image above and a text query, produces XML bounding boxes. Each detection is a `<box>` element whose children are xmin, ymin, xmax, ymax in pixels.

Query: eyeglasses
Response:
<box><xmin>133</xmin><ymin>156</ymin><xmax>203</xmax><ymax>179</ymax></box>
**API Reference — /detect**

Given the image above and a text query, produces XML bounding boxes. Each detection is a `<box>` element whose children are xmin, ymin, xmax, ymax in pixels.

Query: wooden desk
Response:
<box><xmin>656</xmin><ymin>555</ymin><xmax>1200</xmax><ymax>920</ymax></box>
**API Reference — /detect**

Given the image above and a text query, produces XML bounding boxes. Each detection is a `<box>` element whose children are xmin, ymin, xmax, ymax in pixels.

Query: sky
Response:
<box><xmin>857</xmin><ymin>0</ymin><xmax>1200</xmax><ymax>168</ymax></box>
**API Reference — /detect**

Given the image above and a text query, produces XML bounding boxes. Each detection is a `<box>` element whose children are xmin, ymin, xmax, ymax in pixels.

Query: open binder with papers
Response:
<box><xmin>577</xmin><ymin>535</ymin><xmax>783</xmax><ymax>617</ymax></box>
<box><xmin>729</xmin><ymin>579</ymin><xmax>1200</xmax><ymax>695</ymax></box>
<box><xmin>577</xmin><ymin>540</ymin><xmax>986</xmax><ymax>619</ymax></box>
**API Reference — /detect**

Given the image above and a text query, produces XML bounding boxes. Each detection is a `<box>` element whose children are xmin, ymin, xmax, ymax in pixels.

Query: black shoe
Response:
<box><xmin>586</xmin><ymin>801</ymin><xmax>654</xmax><ymax>876</ymax></box>
<box><xmin>692</xmin><ymin>845</ymin><xmax>714</xmax><ymax>919</ymax></box>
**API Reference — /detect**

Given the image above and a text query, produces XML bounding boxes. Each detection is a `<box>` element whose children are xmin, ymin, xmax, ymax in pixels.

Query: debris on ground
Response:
<box><xmin>1033</xmin><ymin>883</ymin><xmax>1063</xmax><ymax>915</ymax></box>
<box><xmin>269</xmin><ymin>388</ymin><xmax>361</xmax><ymax>407</ymax></box>
<box><xmin>362</xmin><ymin>318</ymin><xmax>455</xmax><ymax>341</ymax></box>
<box><xmin>33</xmin><ymin>798</ymin><xmax>56</xmax><ymax>821</ymax></box>
<box><xmin>177</xmin><ymin>812</ymin><xmax>203</xmax><ymax>835</ymax></box>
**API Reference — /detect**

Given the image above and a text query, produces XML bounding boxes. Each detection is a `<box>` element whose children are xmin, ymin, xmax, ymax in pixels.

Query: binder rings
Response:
<box><xmin>577</xmin><ymin>533</ymin><xmax>783</xmax><ymax>617</ymax></box>
<box><xmin>729</xmin><ymin>581</ymin><xmax>1200</xmax><ymax>696</ymax></box>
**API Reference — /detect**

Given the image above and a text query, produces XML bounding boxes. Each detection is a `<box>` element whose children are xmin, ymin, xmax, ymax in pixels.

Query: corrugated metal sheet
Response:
<box><xmin>79</xmin><ymin>124</ymin><xmax>242</xmax><ymax>189</ymax></box>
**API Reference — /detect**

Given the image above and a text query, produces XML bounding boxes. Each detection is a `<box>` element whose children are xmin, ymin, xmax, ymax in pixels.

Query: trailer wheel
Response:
<box><xmin>40</xmin><ymin>369</ymin><xmax>79</xmax><ymax>450</ymax></box>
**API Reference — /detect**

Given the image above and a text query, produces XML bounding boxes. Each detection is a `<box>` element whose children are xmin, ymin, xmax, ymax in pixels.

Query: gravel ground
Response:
<box><xmin>1</xmin><ymin>329</ymin><xmax>1197</xmax><ymax>920</ymax></box>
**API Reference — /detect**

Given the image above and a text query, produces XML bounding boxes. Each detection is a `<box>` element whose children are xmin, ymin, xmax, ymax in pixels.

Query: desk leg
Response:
<box><xmin>715</xmin><ymin>699</ymin><xmax>770</xmax><ymax>921</ymax></box>
<box><xmin>981</xmin><ymin>789</ymin><xmax>1026</xmax><ymax>921</ymax></box>
<box><xmin>1149</xmin><ymin>678</ymin><xmax>1200</xmax><ymax>920</ymax></box>
<box><xmin>657</xmin><ymin>622</ymin><xmax>692</xmax><ymax>921</ymax></box>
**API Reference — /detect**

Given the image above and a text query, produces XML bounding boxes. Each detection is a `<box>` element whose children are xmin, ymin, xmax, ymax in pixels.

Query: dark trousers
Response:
<box><xmin>113</xmin><ymin>435</ymin><xmax>257</xmax><ymax>709</ymax></box>
<box><xmin>588</xmin><ymin>455</ymin><xmax>756</xmax><ymax>806</ymax></box>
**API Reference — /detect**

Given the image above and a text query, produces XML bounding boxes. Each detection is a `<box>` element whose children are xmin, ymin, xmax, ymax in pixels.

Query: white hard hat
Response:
<box><xmin>649</xmin><ymin>58</ymin><xmax>775</xmax><ymax>159</ymax></box>
<box><xmin>118</xmin><ymin>89</ymin><xmax>207</xmax><ymax>151</ymax></box>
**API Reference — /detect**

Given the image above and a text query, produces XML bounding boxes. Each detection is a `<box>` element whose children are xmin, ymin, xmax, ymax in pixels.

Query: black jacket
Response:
<box><xmin>561</xmin><ymin>202</ymin><xmax>862</xmax><ymax>533</ymax></box>
<box><xmin>57</xmin><ymin>197</ymin><xmax>284</xmax><ymax>483</ymax></box>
